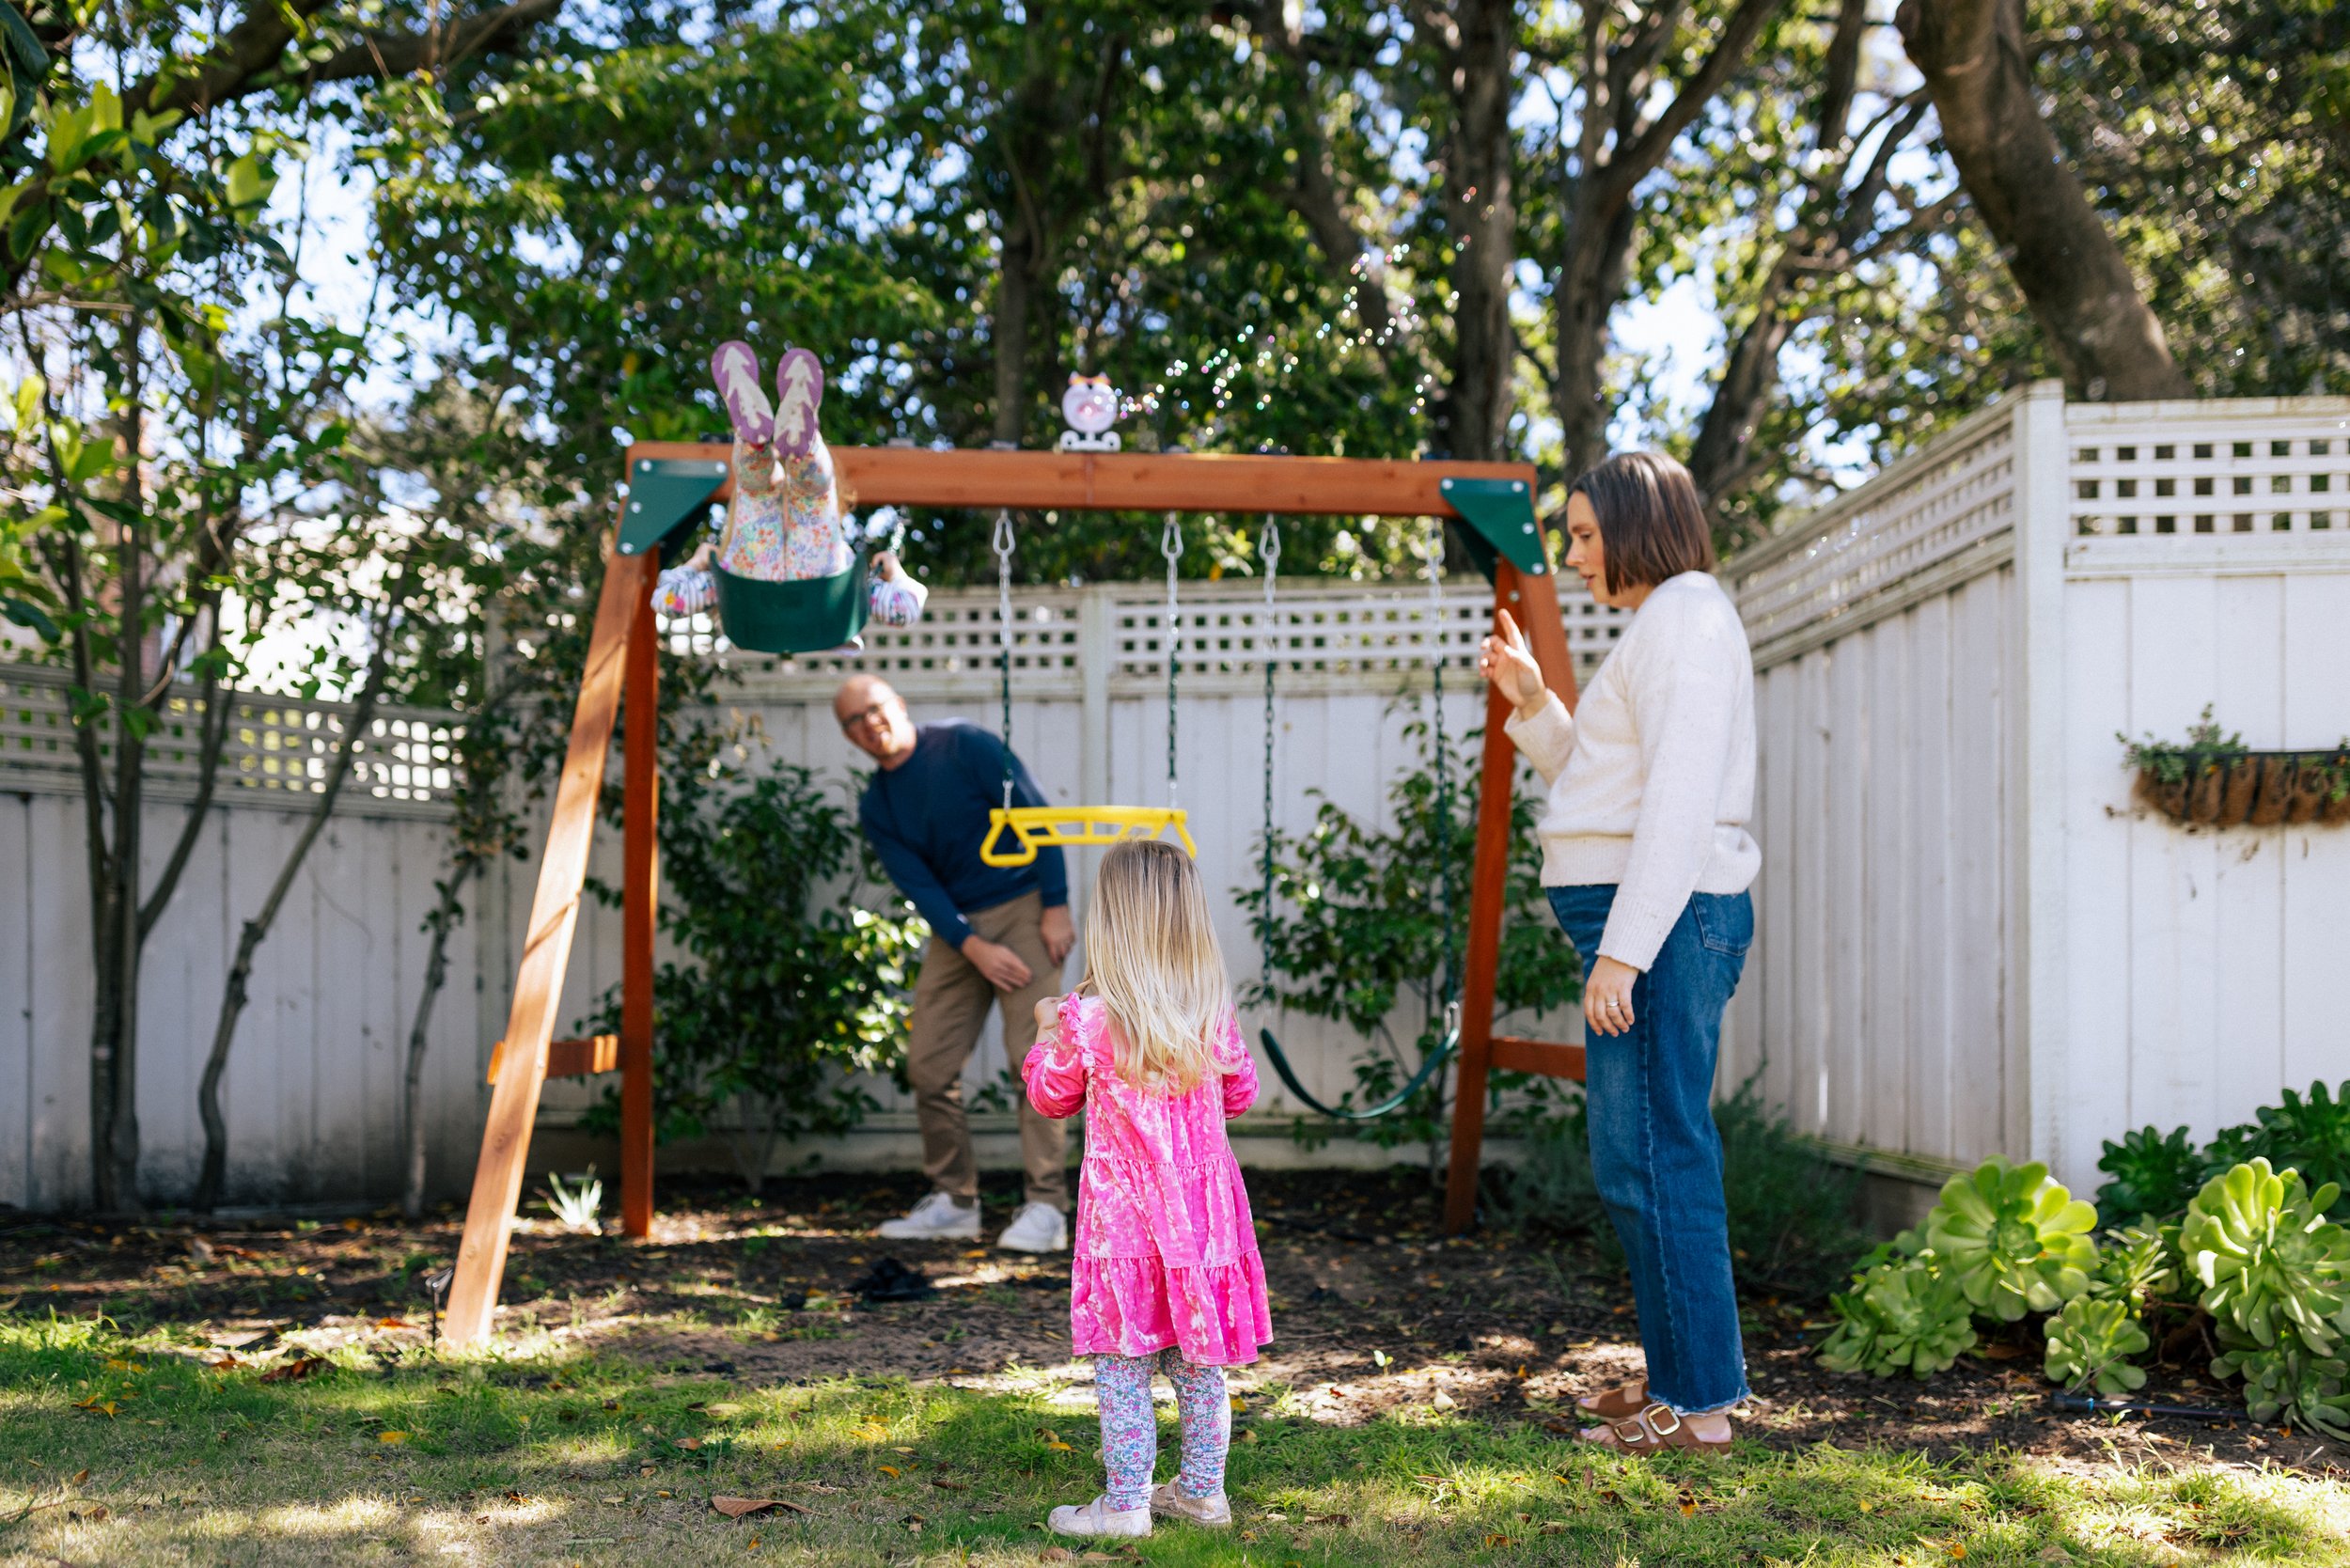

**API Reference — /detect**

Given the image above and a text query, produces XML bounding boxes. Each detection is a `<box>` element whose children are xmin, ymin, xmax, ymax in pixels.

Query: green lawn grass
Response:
<box><xmin>2</xmin><ymin>1313</ymin><xmax>2343</xmax><ymax>1566</ymax></box>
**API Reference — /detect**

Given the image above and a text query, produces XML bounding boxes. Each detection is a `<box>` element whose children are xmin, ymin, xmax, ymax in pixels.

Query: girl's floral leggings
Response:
<box><xmin>1093</xmin><ymin>1349</ymin><xmax>1230</xmax><ymax>1509</ymax></box>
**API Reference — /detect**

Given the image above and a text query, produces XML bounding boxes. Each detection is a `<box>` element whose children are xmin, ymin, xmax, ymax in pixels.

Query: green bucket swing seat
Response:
<box><xmin>618</xmin><ymin>455</ymin><xmax>870</xmax><ymax>655</ymax></box>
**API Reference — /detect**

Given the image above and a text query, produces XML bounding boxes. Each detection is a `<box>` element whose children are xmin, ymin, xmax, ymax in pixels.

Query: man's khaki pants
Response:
<box><xmin>906</xmin><ymin>891</ymin><xmax>1069</xmax><ymax>1208</ymax></box>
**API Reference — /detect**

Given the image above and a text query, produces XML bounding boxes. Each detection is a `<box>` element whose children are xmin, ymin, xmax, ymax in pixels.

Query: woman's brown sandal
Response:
<box><xmin>1577</xmin><ymin>1403</ymin><xmax>1731</xmax><ymax>1455</ymax></box>
<box><xmin>1575</xmin><ymin>1379</ymin><xmax>1649</xmax><ymax>1420</ymax></box>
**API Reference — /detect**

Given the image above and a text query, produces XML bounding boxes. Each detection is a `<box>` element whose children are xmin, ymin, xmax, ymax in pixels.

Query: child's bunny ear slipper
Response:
<box><xmin>710</xmin><ymin>340</ymin><xmax>774</xmax><ymax>447</ymax></box>
<box><xmin>773</xmin><ymin>346</ymin><xmax>825</xmax><ymax>458</ymax></box>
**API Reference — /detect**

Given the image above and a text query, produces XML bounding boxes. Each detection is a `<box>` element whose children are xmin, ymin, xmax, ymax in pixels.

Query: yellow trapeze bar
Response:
<box><xmin>979</xmin><ymin>806</ymin><xmax>1198</xmax><ymax>868</ymax></box>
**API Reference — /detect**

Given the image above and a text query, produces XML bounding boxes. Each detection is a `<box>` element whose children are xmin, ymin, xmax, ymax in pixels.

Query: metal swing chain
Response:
<box><xmin>1424</xmin><ymin>515</ymin><xmax>1460</xmax><ymax>1035</ymax></box>
<box><xmin>1258</xmin><ymin>517</ymin><xmax>1282</xmax><ymax>923</ymax></box>
<box><xmin>994</xmin><ymin>509</ymin><xmax>1018</xmax><ymax>809</ymax></box>
<box><xmin>1161</xmin><ymin>512</ymin><xmax>1183</xmax><ymax>811</ymax></box>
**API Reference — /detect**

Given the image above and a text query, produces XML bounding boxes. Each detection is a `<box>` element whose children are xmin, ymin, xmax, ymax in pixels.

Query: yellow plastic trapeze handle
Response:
<box><xmin>979</xmin><ymin>806</ymin><xmax>1198</xmax><ymax>868</ymax></box>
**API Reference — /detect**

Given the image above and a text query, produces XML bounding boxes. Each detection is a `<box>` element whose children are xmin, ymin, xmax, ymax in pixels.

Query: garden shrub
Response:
<box><xmin>1821</xmin><ymin>1099</ymin><xmax>2350</xmax><ymax>1432</ymax></box>
<box><xmin>1504</xmin><ymin>1075</ymin><xmax>1866</xmax><ymax>1300</ymax></box>
<box><xmin>2093</xmin><ymin>1125</ymin><xmax>2204</xmax><ymax>1225</ymax></box>
<box><xmin>2097</xmin><ymin>1078</ymin><xmax>2350</xmax><ymax>1221</ymax></box>
<box><xmin>1241</xmin><ymin>712</ymin><xmax>1577</xmax><ymax>1149</ymax></box>
<box><xmin>584</xmin><ymin>753</ymin><xmax>924</xmax><ymax>1191</ymax></box>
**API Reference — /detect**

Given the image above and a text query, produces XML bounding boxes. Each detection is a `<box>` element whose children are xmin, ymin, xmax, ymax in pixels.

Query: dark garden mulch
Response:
<box><xmin>2</xmin><ymin>1168</ymin><xmax>2337</xmax><ymax>1480</ymax></box>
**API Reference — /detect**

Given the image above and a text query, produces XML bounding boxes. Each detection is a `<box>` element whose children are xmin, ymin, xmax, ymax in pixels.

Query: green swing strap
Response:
<box><xmin>1257</xmin><ymin>1017</ymin><xmax>1462</xmax><ymax>1121</ymax></box>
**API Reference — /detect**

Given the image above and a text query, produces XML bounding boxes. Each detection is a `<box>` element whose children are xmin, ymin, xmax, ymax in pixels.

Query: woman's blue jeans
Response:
<box><xmin>1545</xmin><ymin>884</ymin><xmax>1754</xmax><ymax>1416</ymax></box>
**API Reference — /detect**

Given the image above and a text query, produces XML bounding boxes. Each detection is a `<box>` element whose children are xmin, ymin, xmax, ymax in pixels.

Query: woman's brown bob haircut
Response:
<box><xmin>1569</xmin><ymin>451</ymin><xmax>1716</xmax><ymax>596</ymax></box>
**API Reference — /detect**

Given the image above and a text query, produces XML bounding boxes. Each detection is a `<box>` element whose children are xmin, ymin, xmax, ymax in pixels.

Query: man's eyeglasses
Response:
<box><xmin>838</xmin><ymin>698</ymin><xmax>900</xmax><ymax>732</ymax></box>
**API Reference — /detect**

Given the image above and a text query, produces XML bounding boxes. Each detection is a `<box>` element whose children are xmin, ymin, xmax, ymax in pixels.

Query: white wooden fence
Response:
<box><xmin>1</xmin><ymin>666</ymin><xmax>489</xmax><ymax>1211</ymax></box>
<box><xmin>3</xmin><ymin>578</ymin><xmax>1625</xmax><ymax>1209</ymax></box>
<box><xmin>1722</xmin><ymin>384</ymin><xmax>2350</xmax><ymax>1199</ymax></box>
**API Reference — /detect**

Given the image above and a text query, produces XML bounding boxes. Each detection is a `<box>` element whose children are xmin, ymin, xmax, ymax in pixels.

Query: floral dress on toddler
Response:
<box><xmin>1021</xmin><ymin>994</ymin><xmax>1272</xmax><ymax>1366</ymax></box>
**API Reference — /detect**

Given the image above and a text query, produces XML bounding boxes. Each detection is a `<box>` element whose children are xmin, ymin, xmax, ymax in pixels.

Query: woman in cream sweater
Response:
<box><xmin>1478</xmin><ymin>451</ymin><xmax>1759</xmax><ymax>1455</ymax></box>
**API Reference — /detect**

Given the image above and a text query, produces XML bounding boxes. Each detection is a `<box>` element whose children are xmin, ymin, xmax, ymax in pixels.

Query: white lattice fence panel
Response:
<box><xmin>1730</xmin><ymin>407</ymin><xmax>2017</xmax><ymax>664</ymax></box>
<box><xmin>660</xmin><ymin>588</ymin><xmax>1094</xmax><ymax>688</ymax></box>
<box><xmin>2064</xmin><ymin>403</ymin><xmax>2350</xmax><ymax>539</ymax></box>
<box><xmin>0</xmin><ymin>664</ymin><xmax>460</xmax><ymax>819</ymax></box>
<box><xmin>718</xmin><ymin>578</ymin><xmax>1626</xmax><ymax>699</ymax></box>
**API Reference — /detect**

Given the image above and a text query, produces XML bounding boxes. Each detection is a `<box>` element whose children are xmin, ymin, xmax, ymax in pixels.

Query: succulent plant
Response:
<box><xmin>2092</xmin><ymin>1221</ymin><xmax>2183</xmax><ymax>1310</ymax></box>
<box><xmin>1820</xmin><ymin>1258</ymin><xmax>1979</xmax><ymax>1379</ymax></box>
<box><xmin>2248</xmin><ymin>1081</ymin><xmax>2350</xmax><ymax>1213</ymax></box>
<box><xmin>2095</xmin><ymin>1124</ymin><xmax>2205</xmax><ymax>1223</ymax></box>
<box><xmin>2044</xmin><ymin>1297</ymin><xmax>2151</xmax><ymax>1396</ymax></box>
<box><xmin>2213</xmin><ymin>1326</ymin><xmax>2350</xmax><ymax>1438</ymax></box>
<box><xmin>2181</xmin><ymin>1158</ymin><xmax>2350</xmax><ymax>1353</ymax></box>
<box><xmin>1923</xmin><ymin>1157</ymin><xmax>2100</xmax><ymax>1322</ymax></box>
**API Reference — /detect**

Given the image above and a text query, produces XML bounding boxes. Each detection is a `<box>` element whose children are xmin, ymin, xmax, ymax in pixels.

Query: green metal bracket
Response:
<box><xmin>1438</xmin><ymin>476</ymin><xmax>1548</xmax><ymax>583</ymax></box>
<box><xmin>617</xmin><ymin>457</ymin><xmax>729</xmax><ymax>560</ymax></box>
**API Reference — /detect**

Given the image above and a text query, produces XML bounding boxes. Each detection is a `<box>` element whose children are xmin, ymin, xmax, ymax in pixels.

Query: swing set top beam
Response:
<box><xmin>621</xmin><ymin>440</ymin><xmax>1537</xmax><ymax>522</ymax></box>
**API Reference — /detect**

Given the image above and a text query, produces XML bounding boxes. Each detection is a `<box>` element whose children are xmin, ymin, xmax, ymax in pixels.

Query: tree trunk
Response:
<box><xmin>991</xmin><ymin>218</ymin><xmax>1038</xmax><ymax>446</ymax></box>
<box><xmin>194</xmin><ymin>609</ymin><xmax>396</xmax><ymax>1211</ymax></box>
<box><xmin>400</xmin><ymin>860</ymin><xmax>477</xmax><ymax>1219</ymax></box>
<box><xmin>1550</xmin><ymin>200</ymin><xmax>1639</xmax><ymax>479</ymax></box>
<box><xmin>1545</xmin><ymin>0</ymin><xmax>1784</xmax><ymax>479</ymax></box>
<box><xmin>1434</xmin><ymin>0</ymin><xmax>1519</xmax><ymax>462</ymax></box>
<box><xmin>100</xmin><ymin>315</ymin><xmax>148</xmax><ymax>1214</ymax></box>
<box><xmin>1895</xmin><ymin>0</ymin><xmax>2189</xmax><ymax>400</ymax></box>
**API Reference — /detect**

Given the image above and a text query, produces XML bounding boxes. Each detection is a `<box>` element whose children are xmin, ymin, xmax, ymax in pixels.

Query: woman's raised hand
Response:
<box><xmin>1478</xmin><ymin>609</ymin><xmax>1551</xmax><ymax>718</ymax></box>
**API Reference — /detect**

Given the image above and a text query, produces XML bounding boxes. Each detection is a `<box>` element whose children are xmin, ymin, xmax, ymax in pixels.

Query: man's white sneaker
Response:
<box><xmin>876</xmin><ymin>1191</ymin><xmax>980</xmax><ymax>1241</ymax></box>
<box><xmin>1046</xmin><ymin>1496</ymin><xmax>1152</xmax><ymax>1537</ymax></box>
<box><xmin>995</xmin><ymin>1201</ymin><xmax>1068</xmax><ymax>1254</ymax></box>
<box><xmin>1150</xmin><ymin>1482</ymin><xmax>1232</xmax><ymax>1527</ymax></box>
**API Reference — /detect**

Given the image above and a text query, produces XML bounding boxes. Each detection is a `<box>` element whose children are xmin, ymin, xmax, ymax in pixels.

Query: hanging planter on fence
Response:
<box><xmin>2123</xmin><ymin>709</ymin><xmax>2350</xmax><ymax>828</ymax></box>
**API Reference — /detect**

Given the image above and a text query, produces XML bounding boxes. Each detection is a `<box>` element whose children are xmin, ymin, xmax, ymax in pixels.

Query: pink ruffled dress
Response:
<box><xmin>1022</xmin><ymin>995</ymin><xmax>1273</xmax><ymax>1367</ymax></box>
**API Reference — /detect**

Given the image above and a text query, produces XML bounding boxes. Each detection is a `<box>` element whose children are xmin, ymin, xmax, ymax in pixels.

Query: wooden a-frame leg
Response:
<box><xmin>1444</xmin><ymin>559</ymin><xmax>1580</xmax><ymax>1234</ymax></box>
<box><xmin>444</xmin><ymin>547</ymin><xmax>655</xmax><ymax>1347</ymax></box>
<box><xmin>620</xmin><ymin>577</ymin><xmax>658</xmax><ymax>1238</ymax></box>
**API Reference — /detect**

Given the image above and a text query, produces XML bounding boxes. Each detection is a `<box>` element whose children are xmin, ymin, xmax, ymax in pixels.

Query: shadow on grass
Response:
<box><xmin>2</xmin><ymin>1315</ymin><xmax>2345</xmax><ymax>1566</ymax></box>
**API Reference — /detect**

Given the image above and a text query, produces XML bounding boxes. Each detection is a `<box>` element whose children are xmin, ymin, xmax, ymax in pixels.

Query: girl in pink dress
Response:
<box><xmin>1022</xmin><ymin>839</ymin><xmax>1272</xmax><ymax>1539</ymax></box>
<box><xmin>650</xmin><ymin>340</ymin><xmax>928</xmax><ymax>632</ymax></box>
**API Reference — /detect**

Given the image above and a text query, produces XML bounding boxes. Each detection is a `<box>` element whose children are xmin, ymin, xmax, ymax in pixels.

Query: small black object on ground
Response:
<box><xmin>850</xmin><ymin>1257</ymin><xmax>935</xmax><ymax>1302</ymax></box>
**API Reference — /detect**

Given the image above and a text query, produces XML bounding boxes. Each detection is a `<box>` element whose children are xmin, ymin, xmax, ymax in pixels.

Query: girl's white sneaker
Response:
<box><xmin>1150</xmin><ymin>1481</ymin><xmax>1232</xmax><ymax>1527</ymax></box>
<box><xmin>1045</xmin><ymin>1496</ymin><xmax>1152</xmax><ymax>1537</ymax></box>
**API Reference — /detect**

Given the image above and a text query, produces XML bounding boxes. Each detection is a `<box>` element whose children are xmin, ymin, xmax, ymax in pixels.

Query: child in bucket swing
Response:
<box><xmin>1022</xmin><ymin>839</ymin><xmax>1272</xmax><ymax>1538</ymax></box>
<box><xmin>651</xmin><ymin>340</ymin><xmax>929</xmax><ymax>634</ymax></box>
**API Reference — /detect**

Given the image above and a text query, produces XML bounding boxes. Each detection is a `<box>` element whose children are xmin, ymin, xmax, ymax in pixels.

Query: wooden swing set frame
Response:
<box><xmin>440</xmin><ymin>441</ymin><xmax>1587</xmax><ymax>1348</ymax></box>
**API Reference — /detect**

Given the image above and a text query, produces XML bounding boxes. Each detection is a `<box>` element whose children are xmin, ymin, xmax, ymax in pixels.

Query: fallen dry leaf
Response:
<box><xmin>376</xmin><ymin>1317</ymin><xmax>410</xmax><ymax>1329</ymax></box>
<box><xmin>877</xmin><ymin>1465</ymin><xmax>901</xmax><ymax>1478</ymax></box>
<box><xmin>1040</xmin><ymin>1550</ymin><xmax>1074</xmax><ymax>1563</ymax></box>
<box><xmin>677</xmin><ymin>1437</ymin><xmax>702</xmax><ymax>1451</ymax></box>
<box><xmin>712</xmin><ymin>1496</ymin><xmax>810</xmax><ymax>1519</ymax></box>
<box><xmin>377</xmin><ymin>1431</ymin><xmax>409</xmax><ymax>1445</ymax></box>
<box><xmin>259</xmin><ymin>1356</ymin><xmax>329</xmax><ymax>1385</ymax></box>
<box><xmin>932</xmin><ymin>1478</ymin><xmax>966</xmax><ymax>1491</ymax></box>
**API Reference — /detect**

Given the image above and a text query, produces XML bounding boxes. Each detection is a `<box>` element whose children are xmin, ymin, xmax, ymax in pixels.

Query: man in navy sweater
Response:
<box><xmin>836</xmin><ymin>673</ymin><xmax>1073</xmax><ymax>1252</ymax></box>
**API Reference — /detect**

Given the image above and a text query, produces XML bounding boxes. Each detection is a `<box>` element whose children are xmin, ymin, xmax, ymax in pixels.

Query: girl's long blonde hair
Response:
<box><xmin>1081</xmin><ymin>839</ymin><xmax>1231</xmax><ymax>1093</ymax></box>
